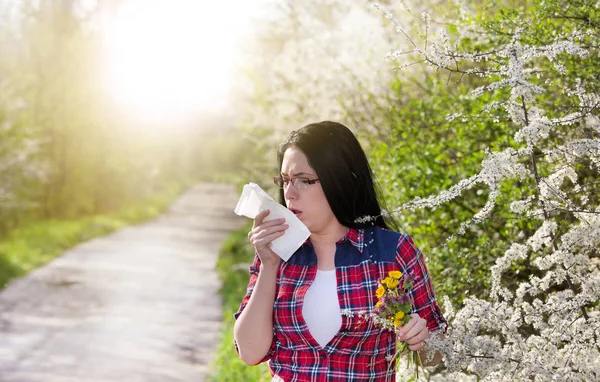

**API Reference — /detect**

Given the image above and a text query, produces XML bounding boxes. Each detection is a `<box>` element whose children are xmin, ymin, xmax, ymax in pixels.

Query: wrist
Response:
<box><xmin>259</xmin><ymin>257</ymin><xmax>280</xmax><ymax>273</ymax></box>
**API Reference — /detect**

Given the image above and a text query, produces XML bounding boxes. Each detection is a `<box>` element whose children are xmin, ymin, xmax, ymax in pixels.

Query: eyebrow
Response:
<box><xmin>280</xmin><ymin>172</ymin><xmax>315</xmax><ymax>177</ymax></box>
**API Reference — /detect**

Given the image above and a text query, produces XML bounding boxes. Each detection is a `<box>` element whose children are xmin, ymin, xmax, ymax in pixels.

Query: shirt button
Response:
<box><xmin>320</xmin><ymin>352</ymin><xmax>328</xmax><ymax>359</ymax></box>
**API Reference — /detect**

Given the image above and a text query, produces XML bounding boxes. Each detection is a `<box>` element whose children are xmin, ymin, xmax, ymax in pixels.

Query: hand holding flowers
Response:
<box><xmin>341</xmin><ymin>270</ymin><xmax>435</xmax><ymax>377</ymax></box>
<box><xmin>396</xmin><ymin>313</ymin><xmax>429</xmax><ymax>351</ymax></box>
<box><xmin>372</xmin><ymin>270</ymin><xmax>428</xmax><ymax>377</ymax></box>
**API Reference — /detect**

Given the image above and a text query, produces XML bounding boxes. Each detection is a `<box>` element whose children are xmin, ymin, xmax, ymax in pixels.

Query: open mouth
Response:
<box><xmin>289</xmin><ymin>208</ymin><xmax>302</xmax><ymax>216</ymax></box>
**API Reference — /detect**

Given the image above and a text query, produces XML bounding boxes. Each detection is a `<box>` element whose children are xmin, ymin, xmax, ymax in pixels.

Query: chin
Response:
<box><xmin>301</xmin><ymin>218</ymin><xmax>312</xmax><ymax>230</ymax></box>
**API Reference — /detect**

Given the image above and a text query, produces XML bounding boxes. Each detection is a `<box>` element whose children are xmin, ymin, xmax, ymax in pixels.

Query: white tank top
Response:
<box><xmin>302</xmin><ymin>269</ymin><xmax>342</xmax><ymax>347</ymax></box>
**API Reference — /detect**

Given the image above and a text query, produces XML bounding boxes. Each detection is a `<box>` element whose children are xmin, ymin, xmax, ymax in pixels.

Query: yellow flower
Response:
<box><xmin>381</xmin><ymin>277</ymin><xmax>392</xmax><ymax>286</ymax></box>
<box><xmin>385</xmin><ymin>278</ymin><xmax>399</xmax><ymax>289</ymax></box>
<box><xmin>395</xmin><ymin>311</ymin><xmax>405</xmax><ymax>320</ymax></box>
<box><xmin>388</xmin><ymin>270</ymin><xmax>402</xmax><ymax>279</ymax></box>
<box><xmin>394</xmin><ymin>319</ymin><xmax>403</xmax><ymax>327</ymax></box>
<box><xmin>376</xmin><ymin>285</ymin><xmax>385</xmax><ymax>299</ymax></box>
<box><xmin>375</xmin><ymin>301</ymin><xmax>383</xmax><ymax>308</ymax></box>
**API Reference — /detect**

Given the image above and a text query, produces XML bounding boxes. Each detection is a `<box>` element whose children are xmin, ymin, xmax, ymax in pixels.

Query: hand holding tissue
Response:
<box><xmin>234</xmin><ymin>183</ymin><xmax>311</xmax><ymax>262</ymax></box>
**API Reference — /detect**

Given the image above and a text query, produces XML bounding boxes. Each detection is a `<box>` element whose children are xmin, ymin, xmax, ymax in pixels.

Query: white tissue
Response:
<box><xmin>234</xmin><ymin>182</ymin><xmax>310</xmax><ymax>261</ymax></box>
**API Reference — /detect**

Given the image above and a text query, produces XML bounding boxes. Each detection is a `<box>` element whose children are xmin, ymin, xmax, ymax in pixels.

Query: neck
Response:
<box><xmin>310</xmin><ymin>222</ymin><xmax>348</xmax><ymax>246</ymax></box>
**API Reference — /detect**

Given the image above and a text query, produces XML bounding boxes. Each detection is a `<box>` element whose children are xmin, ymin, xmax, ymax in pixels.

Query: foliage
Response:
<box><xmin>219</xmin><ymin>0</ymin><xmax>599</xmax><ymax>379</ymax></box>
<box><xmin>208</xmin><ymin>223</ymin><xmax>271</xmax><ymax>382</ymax></box>
<box><xmin>373</xmin><ymin>0</ymin><xmax>600</xmax><ymax>379</ymax></box>
<box><xmin>371</xmin><ymin>77</ymin><xmax>519</xmax><ymax>305</ymax></box>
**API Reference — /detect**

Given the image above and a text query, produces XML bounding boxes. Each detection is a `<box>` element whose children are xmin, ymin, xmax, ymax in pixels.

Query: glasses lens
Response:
<box><xmin>291</xmin><ymin>178</ymin><xmax>304</xmax><ymax>189</ymax></box>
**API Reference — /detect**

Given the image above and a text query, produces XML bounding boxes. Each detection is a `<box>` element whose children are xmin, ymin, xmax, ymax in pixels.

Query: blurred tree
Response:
<box><xmin>0</xmin><ymin>0</ymin><xmax>239</xmax><ymax>236</ymax></box>
<box><xmin>231</xmin><ymin>0</ymin><xmax>403</xmax><ymax>186</ymax></box>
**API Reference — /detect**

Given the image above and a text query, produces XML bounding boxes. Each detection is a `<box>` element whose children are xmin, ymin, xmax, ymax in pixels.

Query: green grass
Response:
<box><xmin>208</xmin><ymin>223</ymin><xmax>272</xmax><ymax>381</ymax></box>
<box><xmin>0</xmin><ymin>183</ymin><xmax>186</xmax><ymax>290</ymax></box>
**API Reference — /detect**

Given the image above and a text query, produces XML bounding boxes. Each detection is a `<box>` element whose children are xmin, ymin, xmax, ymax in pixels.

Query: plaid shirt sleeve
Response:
<box><xmin>233</xmin><ymin>253</ymin><xmax>277</xmax><ymax>364</ymax></box>
<box><xmin>395</xmin><ymin>234</ymin><xmax>448</xmax><ymax>333</ymax></box>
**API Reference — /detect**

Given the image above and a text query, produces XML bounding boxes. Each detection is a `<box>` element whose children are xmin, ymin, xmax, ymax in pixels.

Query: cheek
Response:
<box><xmin>318</xmin><ymin>196</ymin><xmax>334</xmax><ymax>214</ymax></box>
<box><xmin>306</xmin><ymin>189</ymin><xmax>333</xmax><ymax>216</ymax></box>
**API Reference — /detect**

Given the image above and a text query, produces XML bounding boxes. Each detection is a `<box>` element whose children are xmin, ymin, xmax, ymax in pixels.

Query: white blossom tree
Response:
<box><xmin>231</xmin><ymin>0</ymin><xmax>410</xmax><ymax>183</ymax></box>
<box><xmin>232</xmin><ymin>0</ymin><xmax>599</xmax><ymax>378</ymax></box>
<box><xmin>374</xmin><ymin>0</ymin><xmax>600</xmax><ymax>380</ymax></box>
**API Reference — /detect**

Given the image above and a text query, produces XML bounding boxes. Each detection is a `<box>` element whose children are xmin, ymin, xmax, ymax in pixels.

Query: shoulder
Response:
<box><xmin>364</xmin><ymin>226</ymin><xmax>415</xmax><ymax>262</ymax></box>
<box><xmin>368</xmin><ymin>226</ymin><xmax>411</xmax><ymax>245</ymax></box>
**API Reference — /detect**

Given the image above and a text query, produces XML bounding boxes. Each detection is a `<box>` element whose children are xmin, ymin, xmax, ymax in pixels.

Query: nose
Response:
<box><xmin>284</xmin><ymin>183</ymin><xmax>298</xmax><ymax>201</ymax></box>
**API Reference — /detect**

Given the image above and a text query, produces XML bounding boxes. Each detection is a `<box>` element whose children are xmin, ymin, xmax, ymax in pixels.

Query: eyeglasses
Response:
<box><xmin>273</xmin><ymin>175</ymin><xmax>320</xmax><ymax>189</ymax></box>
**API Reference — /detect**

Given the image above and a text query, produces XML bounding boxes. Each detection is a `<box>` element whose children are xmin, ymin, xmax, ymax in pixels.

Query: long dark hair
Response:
<box><xmin>277</xmin><ymin>121</ymin><xmax>396</xmax><ymax>230</ymax></box>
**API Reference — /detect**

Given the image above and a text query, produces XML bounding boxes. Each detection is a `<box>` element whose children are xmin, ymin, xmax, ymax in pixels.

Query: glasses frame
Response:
<box><xmin>273</xmin><ymin>175</ymin><xmax>320</xmax><ymax>189</ymax></box>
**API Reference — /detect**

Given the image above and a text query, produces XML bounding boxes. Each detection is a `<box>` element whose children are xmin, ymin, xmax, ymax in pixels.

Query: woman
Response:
<box><xmin>233</xmin><ymin>121</ymin><xmax>446</xmax><ymax>381</ymax></box>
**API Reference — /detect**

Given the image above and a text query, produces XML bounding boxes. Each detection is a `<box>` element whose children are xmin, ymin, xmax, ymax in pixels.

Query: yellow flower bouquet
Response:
<box><xmin>371</xmin><ymin>270</ymin><xmax>423</xmax><ymax>377</ymax></box>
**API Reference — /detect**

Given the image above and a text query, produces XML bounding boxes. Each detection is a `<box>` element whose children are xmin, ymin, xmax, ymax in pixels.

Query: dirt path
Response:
<box><xmin>0</xmin><ymin>183</ymin><xmax>244</xmax><ymax>382</ymax></box>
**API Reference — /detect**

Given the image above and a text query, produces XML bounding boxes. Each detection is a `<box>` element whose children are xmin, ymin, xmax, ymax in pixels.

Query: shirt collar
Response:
<box><xmin>303</xmin><ymin>227</ymin><xmax>366</xmax><ymax>253</ymax></box>
<box><xmin>337</xmin><ymin>227</ymin><xmax>365</xmax><ymax>253</ymax></box>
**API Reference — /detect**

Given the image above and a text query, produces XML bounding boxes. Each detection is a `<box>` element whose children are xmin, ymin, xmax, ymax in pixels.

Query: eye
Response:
<box><xmin>296</xmin><ymin>178</ymin><xmax>311</xmax><ymax>185</ymax></box>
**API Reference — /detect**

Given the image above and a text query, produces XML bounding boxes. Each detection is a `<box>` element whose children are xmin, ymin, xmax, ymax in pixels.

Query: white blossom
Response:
<box><xmin>376</xmin><ymin>4</ymin><xmax>600</xmax><ymax>381</ymax></box>
<box><xmin>239</xmin><ymin>2</ymin><xmax>600</xmax><ymax>380</ymax></box>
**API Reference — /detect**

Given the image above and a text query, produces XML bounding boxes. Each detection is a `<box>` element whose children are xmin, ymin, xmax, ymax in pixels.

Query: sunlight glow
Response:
<box><xmin>102</xmin><ymin>0</ymin><xmax>254</xmax><ymax>125</ymax></box>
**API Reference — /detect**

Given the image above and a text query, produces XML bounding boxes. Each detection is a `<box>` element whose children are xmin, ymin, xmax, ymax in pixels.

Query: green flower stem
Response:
<box><xmin>386</xmin><ymin>341</ymin><xmax>424</xmax><ymax>380</ymax></box>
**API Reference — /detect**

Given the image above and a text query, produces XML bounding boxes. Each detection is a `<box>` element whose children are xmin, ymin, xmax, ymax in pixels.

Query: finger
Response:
<box><xmin>256</xmin><ymin>218</ymin><xmax>286</xmax><ymax>230</ymax></box>
<box><xmin>253</xmin><ymin>230</ymin><xmax>287</xmax><ymax>248</ymax></box>
<box><xmin>252</xmin><ymin>223</ymin><xmax>289</xmax><ymax>239</ymax></box>
<box><xmin>250</xmin><ymin>223</ymin><xmax>288</xmax><ymax>241</ymax></box>
<box><xmin>249</xmin><ymin>221</ymin><xmax>282</xmax><ymax>240</ymax></box>
<box><xmin>404</xmin><ymin>326</ymin><xmax>429</xmax><ymax>345</ymax></box>
<box><xmin>403</xmin><ymin>319</ymin><xmax>428</xmax><ymax>344</ymax></box>
<box><xmin>408</xmin><ymin>340</ymin><xmax>427</xmax><ymax>352</ymax></box>
<box><xmin>253</xmin><ymin>209</ymin><xmax>270</xmax><ymax>227</ymax></box>
<box><xmin>397</xmin><ymin>314</ymin><xmax>425</xmax><ymax>341</ymax></box>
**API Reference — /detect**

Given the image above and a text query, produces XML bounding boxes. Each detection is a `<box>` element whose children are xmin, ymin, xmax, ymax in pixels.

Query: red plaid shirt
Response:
<box><xmin>234</xmin><ymin>227</ymin><xmax>447</xmax><ymax>381</ymax></box>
